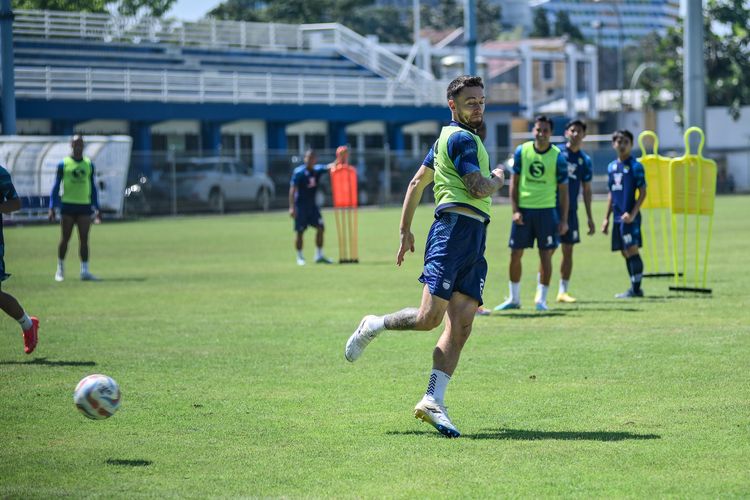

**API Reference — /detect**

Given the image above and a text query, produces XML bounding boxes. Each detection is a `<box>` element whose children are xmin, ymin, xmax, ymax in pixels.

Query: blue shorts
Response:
<box><xmin>0</xmin><ymin>244</ymin><xmax>9</xmax><ymax>282</ymax></box>
<box><xmin>611</xmin><ymin>219</ymin><xmax>642</xmax><ymax>251</ymax></box>
<box><xmin>509</xmin><ymin>208</ymin><xmax>559</xmax><ymax>250</ymax></box>
<box><xmin>61</xmin><ymin>203</ymin><xmax>93</xmax><ymax>216</ymax></box>
<box><xmin>559</xmin><ymin>211</ymin><xmax>580</xmax><ymax>245</ymax></box>
<box><xmin>419</xmin><ymin>212</ymin><xmax>488</xmax><ymax>305</ymax></box>
<box><xmin>294</xmin><ymin>205</ymin><xmax>324</xmax><ymax>233</ymax></box>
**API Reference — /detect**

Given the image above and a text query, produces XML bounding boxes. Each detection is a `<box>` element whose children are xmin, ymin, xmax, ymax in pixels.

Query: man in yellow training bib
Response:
<box><xmin>48</xmin><ymin>135</ymin><xmax>102</xmax><ymax>281</ymax></box>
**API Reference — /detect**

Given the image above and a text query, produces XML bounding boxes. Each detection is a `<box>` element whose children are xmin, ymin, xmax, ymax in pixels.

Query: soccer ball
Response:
<box><xmin>73</xmin><ymin>374</ymin><xmax>121</xmax><ymax>420</ymax></box>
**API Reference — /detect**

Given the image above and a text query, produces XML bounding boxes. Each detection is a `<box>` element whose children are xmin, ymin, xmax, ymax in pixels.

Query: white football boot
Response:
<box><xmin>414</xmin><ymin>396</ymin><xmax>460</xmax><ymax>438</ymax></box>
<box><xmin>344</xmin><ymin>315</ymin><xmax>379</xmax><ymax>362</ymax></box>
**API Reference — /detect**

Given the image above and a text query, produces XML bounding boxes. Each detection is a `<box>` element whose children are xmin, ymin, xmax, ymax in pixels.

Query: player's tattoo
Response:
<box><xmin>384</xmin><ymin>308</ymin><xmax>419</xmax><ymax>330</ymax></box>
<box><xmin>462</xmin><ymin>171</ymin><xmax>501</xmax><ymax>198</ymax></box>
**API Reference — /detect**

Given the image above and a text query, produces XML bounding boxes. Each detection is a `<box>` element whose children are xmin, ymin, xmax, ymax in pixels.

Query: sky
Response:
<box><xmin>165</xmin><ymin>0</ymin><xmax>223</xmax><ymax>21</ymax></box>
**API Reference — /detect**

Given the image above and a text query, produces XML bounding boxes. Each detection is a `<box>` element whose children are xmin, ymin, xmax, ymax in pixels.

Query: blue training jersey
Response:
<box><xmin>607</xmin><ymin>156</ymin><xmax>646</xmax><ymax>223</ymax></box>
<box><xmin>421</xmin><ymin>121</ymin><xmax>481</xmax><ymax>178</ymax></box>
<box><xmin>0</xmin><ymin>166</ymin><xmax>20</xmax><ymax>245</ymax></box>
<box><xmin>558</xmin><ymin>143</ymin><xmax>593</xmax><ymax>212</ymax></box>
<box><xmin>290</xmin><ymin>164</ymin><xmax>328</xmax><ymax>208</ymax></box>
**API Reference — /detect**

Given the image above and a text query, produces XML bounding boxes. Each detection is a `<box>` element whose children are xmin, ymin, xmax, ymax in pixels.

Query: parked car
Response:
<box><xmin>174</xmin><ymin>157</ymin><xmax>275</xmax><ymax>213</ymax></box>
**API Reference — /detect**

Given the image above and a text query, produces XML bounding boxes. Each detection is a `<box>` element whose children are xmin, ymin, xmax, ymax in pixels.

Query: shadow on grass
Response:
<box><xmin>387</xmin><ymin>428</ymin><xmax>661</xmax><ymax>441</ymax></box>
<box><xmin>466</xmin><ymin>428</ymin><xmax>661</xmax><ymax>441</ymax></box>
<box><xmin>88</xmin><ymin>277</ymin><xmax>148</xmax><ymax>282</ymax></box>
<box><xmin>106</xmin><ymin>459</ymin><xmax>152</xmax><ymax>467</ymax></box>
<box><xmin>0</xmin><ymin>357</ymin><xmax>96</xmax><ymax>367</ymax></box>
<box><xmin>499</xmin><ymin>312</ymin><xmax>567</xmax><ymax>319</ymax></box>
<box><xmin>561</xmin><ymin>307</ymin><xmax>642</xmax><ymax>313</ymax></box>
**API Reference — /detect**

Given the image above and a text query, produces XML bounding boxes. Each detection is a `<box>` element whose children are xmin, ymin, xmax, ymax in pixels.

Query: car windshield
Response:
<box><xmin>175</xmin><ymin>162</ymin><xmax>214</xmax><ymax>173</ymax></box>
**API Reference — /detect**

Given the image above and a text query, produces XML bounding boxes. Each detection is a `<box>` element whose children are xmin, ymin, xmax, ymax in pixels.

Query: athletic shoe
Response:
<box><xmin>315</xmin><ymin>256</ymin><xmax>333</xmax><ymax>264</ymax></box>
<box><xmin>556</xmin><ymin>292</ymin><xmax>577</xmax><ymax>303</ymax></box>
<box><xmin>54</xmin><ymin>270</ymin><xmax>64</xmax><ymax>282</ymax></box>
<box><xmin>296</xmin><ymin>256</ymin><xmax>306</xmax><ymax>266</ymax></box>
<box><xmin>22</xmin><ymin>317</ymin><xmax>39</xmax><ymax>354</ymax></box>
<box><xmin>493</xmin><ymin>299</ymin><xmax>521</xmax><ymax>311</ymax></box>
<box><xmin>80</xmin><ymin>272</ymin><xmax>99</xmax><ymax>281</ymax></box>
<box><xmin>475</xmin><ymin>306</ymin><xmax>492</xmax><ymax>316</ymax></box>
<box><xmin>615</xmin><ymin>288</ymin><xmax>644</xmax><ymax>299</ymax></box>
<box><xmin>535</xmin><ymin>301</ymin><xmax>549</xmax><ymax>311</ymax></box>
<box><xmin>414</xmin><ymin>397</ymin><xmax>460</xmax><ymax>438</ymax></box>
<box><xmin>345</xmin><ymin>315</ymin><xmax>379</xmax><ymax>362</ymax></box>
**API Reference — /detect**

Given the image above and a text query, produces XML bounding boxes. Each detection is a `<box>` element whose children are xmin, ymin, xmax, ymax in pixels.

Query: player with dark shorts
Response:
<box><xmin>495</xmin><ymin>115</ymin><xmax>569</xmax><ymax>312</ymax></box>
<box><xmin>554</xmin><ymin>120</ymin><xmax>595</xmax><ymax>303</ymax></box>
<box><xmin>288</xmin><ymin>149</ymin><xmax>332</xmax><ymax>265</ymax></box>
<box><xmin>602</xmin><ymin>129</ymin><xmax>647</xmax><ymax>298</ymax></box>
<box><xmin>48</xmin><ymin>135</ymin><xmax>101</xmax><ymax>282</ymax></box>
<box><xmin>0</xmin><ymin>165</ymin><xmax>40</xmax><ymax>353</ymax></box>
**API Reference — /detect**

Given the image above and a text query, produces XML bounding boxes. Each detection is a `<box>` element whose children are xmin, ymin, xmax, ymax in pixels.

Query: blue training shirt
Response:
<box><xmin>290</xmin><ymin>164</ymin><xmax>328</xmax><ymax>209</ymax></box>
<box><xmin>558</xmin><ymin>143</ymin><xmax>593</xmax><ymax>212</ymax></box>
<box><xmin>512</xmin><ymin>143</ymin><xmax>569</xmax><ymax>184</ymax></box>
<box><xmin>421</xmin><ymin>121</ymin><xmax>482</xmax><ymax>179</ymax></box>
<box><xmin>607</xmin><ymin>156</ymin><xmax>646</xmax><ymax>223</ymax></box>
<box><xmin>0</xmin><ymin>166</ymin><xmax>20</xmax><ymax>245</ymax></box>
<box><xmin>49</xmin><ymin>159</ymin><xmax>100</xmax><ymax>209</ymax></box>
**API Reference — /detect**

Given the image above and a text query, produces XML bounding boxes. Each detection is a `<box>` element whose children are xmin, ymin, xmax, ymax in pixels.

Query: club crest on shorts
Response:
<box><xmin>442</xmin><ymin>279</ymin><xmax>451</xmax><ymax>290</ymax></box>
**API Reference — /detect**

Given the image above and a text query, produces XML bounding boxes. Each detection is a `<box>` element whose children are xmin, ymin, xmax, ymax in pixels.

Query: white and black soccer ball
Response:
<box><xmin>73</xmin><ymin>374</ymin><xmax>121</xmax><ymax>420</ymax></box>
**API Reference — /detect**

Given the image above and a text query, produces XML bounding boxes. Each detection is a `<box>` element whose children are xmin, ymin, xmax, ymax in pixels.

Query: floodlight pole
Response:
<box><xmin>684</xmin><ymin>0</ymin><xmax>705</xmax><ymax>131</ymax></box>
<box><xmin>464</xmin><ymin>0</ymin><xmax>477</xmax><ymax>75</ymax></box>
<box><xmin>0</xmin><ymin>0</ymin><xmax>17</xmax><ymax>135</ymax></box>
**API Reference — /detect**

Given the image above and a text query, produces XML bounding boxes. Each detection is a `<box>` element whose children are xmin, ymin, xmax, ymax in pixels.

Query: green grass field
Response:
<box><xmin>1</xmin><ymin>196</ymin><xmax>748</xmax><ymax>497</ymax></box>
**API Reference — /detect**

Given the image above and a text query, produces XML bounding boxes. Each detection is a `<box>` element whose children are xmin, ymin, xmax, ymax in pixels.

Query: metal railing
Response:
<box><xmin>12</xmin><ymin>9</ymin><xmax>447</xmax><ymax>106</ymax></box>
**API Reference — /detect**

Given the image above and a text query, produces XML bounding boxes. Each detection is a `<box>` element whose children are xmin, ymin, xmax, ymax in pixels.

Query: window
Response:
<box><xmin>542</xmin><ymin>61</ymin><xmax>554</xmax><ymax>81</ymax></box>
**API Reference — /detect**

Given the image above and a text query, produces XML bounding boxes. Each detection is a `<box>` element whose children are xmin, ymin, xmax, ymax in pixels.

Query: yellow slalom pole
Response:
<box><xmin>702</xmin><ymin>214</ymin><xmax>713</xmax><ymax>289</ymax></box>
<box><xmin>645</xmin><ymin>209</ymin><xmax>657</xmax><ymax>272</ymax></box>
<box><xmin>660</xmin><ymin>209</ymin><xmax>671</xmax><ymax>276</ymax></box>
<box><xmin>694</xmin><ymin>157</ymin><xmax>702</xmax><ymax>289</ymax></box>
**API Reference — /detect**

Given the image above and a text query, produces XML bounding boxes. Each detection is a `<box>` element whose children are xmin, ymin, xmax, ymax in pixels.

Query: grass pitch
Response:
<box><xmin>1</xmin><ymin>196</ymin><xmax>748</xmax><ymax>497</ymax></box>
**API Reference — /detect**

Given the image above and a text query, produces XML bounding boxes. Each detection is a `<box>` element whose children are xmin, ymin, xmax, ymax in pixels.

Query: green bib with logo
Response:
<box><xmin>433</xmin><ymin>126</ymin><xmax>491</xmax><ymax>217</ymax></box>
<box><xmin>61</xmin><ymin>156</ymin><xmax>93</xmax><ymax>205</ymax></box>
<box><xmin>518</xmin><ymin>141</ymin><xmax>560</xmax><ymax>208</ymax></box>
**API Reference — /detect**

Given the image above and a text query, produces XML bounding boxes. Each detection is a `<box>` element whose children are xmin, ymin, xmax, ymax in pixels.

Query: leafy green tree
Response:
<box><xmin>530</xmin><ymin>8</ymin><xmax>551</xmax><ymax>38</ymax></box>
<box><xmin>14</xmin><ymin>0</ymin><xmax>176</xmax><ymax>17</ymax></box>
<box><xmin>639</xmin><ymin>0</ymin><xmax>750</xmax><ymax>120</ymax></box>
<box><xmin>553</xmin><ymin>10</ymin><xmax>584</xmax><ymax>43</ymax></box>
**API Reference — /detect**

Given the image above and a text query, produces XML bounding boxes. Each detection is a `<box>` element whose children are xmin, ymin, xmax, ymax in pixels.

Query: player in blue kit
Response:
<box><xmin>288</xmin><ymin>149</ymin><xmax>333</xmax><ymax>266</ymax></box>
<box><xmin>601</xmin><ymin>129</ymin><xmax>647</xmax><ymax>298</ymax></box>
<box><xmin>0</xmin><ymin>165</ymin><xmax>40</xmax><ymax>354</ymax></box>
<box><xmin>554</xmin><ymin>119</ymin><xmax>595</xmax><ymax>303</ymax></box>
<box><xmin>345</xmin><ymin>76</ymin><xmax>505</xmax><ymax>437</ymax></box>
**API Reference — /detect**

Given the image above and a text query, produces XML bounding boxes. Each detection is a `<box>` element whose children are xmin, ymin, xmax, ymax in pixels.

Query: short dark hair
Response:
<box><xmin>533</xmin><ymin>115</ymin><xmax>554</xmax><ymax>130</ymax></box>
<box><xmin>446</xmin><ymin>75</ymin><xmax>484</xmax><ymax>101</ymax></box>
<box><xmin>612</xmin><ymin>129</ymin><xmax>634</xmax><ymax>143</ymax></box>
<box><xmin>565</xmin><ymin>119</ymin><xmax>587</xmax><ymax>132</ymax></box>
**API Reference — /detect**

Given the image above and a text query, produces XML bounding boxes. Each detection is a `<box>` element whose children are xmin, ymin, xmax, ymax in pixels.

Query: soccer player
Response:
<box><xmin>289</xmin><ymin>149</ymin><xmax>333</xmax><ymax>265</ymax></box>
<box><xmin>48</xmin><ymin>135</ymin><xmax>102</xmax><ymax>281</ymax></box>
<box><xmin>494</xmin><ymin>115</ymin><xmax>569</xmax><ymax>312</ymax></box>
<box><xmin>0</xmin><ymin>165</ymin><xmax>40</xmax><ymax>354</ymax></box>
<box><xmin>555</xmin><ymin>119</ymin><xmax>595</xmax><ymax>303</ymax></box>
<box><xmin>602</xmin><ymin>129</ymin><xmax>647</xmax><ymax>298</ymax></box>
<box><xmin>344</xmin><ymin>76</ymin><xmax>505</xmax><ymax>438</ymax></box>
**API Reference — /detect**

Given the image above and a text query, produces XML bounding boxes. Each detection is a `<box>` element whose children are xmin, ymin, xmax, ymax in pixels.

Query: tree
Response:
<box><xmin>13</xmin><ymin>0</ymin><xmax>177</xmax><ymax>17</ymax></box>
<box><xmin>639</xmin><ymin>0</ymin><xmax>750</xmax><ymax>120</ymax></box>
<box><xmin>553</xmin><ymin>10</ymin><xmax>584</xmax><ymax>44</ymax></box>
<box><xmin>530</xmin><ymin>8</ymin><xmax>551</xmax><ymax>38</ymax></box>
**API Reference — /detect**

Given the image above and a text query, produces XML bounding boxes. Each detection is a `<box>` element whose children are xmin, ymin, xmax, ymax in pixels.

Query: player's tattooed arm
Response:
<box><xmin>384</xmin><ymin>308</ymin><xmax>419</xmax><ymax>330</ymax></box>
<box><xmin>462</xmin><ymin>169</ymin><xmax>504</xmax><ymax>199</ymax></box>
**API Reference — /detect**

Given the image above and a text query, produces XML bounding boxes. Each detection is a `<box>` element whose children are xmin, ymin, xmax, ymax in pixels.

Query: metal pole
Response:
<box><xmin>614</xmin><ymin>1</ymin><xmax>624</xmax><ymax>129</ymax></box>
<box><xmin>413</xmin><ymin>0</ymin><xmax>420</xmax><ymax>70</ymax></box>
<box><xmin>0</xmin><ymin>0</ymin><xmax>16</xmax><ymax>135</ymax></box>
<box><xmin>684</xmin><ymin>0</ymin><xmax>705</xmax><ymax>130</ymax></box>
<box><xmin>464</xmin><ymin>0</ymin><xmax>477</xmax><ymax>75</ymax></box>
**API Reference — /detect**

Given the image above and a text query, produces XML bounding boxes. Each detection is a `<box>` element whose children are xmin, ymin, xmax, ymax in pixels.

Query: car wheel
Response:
<box><xmin>209</xmin><ymin>189</ymin><xmax>225</xmax><ymax>214</ymax></box>
<box><xmin>257</xmin><ymin>187</ymin><xmax>271</xmax><ymax>212</ymax></box>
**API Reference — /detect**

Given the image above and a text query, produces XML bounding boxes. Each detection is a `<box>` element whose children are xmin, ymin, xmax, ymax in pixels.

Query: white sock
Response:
<box><xmin>538</xmin><ymin>284</ymin><xmax>549</xmax><ymax>304</ymax></box>
<box><xmin>424</xmin><ymin>369</ymin><xmax>451</xmax><ymax>405</ymax></box>
<box><xmin>18</xmin><ymin>313</ymin><xmax>32</xmax><ymax>331</ymax></box>
<box><xmin>57</xmin><ymin>259</ymin><xmax>64</xmax><ymax>272</ymax></box>
<box><xmin>81</xmin><ymin>261</ymin><xmax>89</xmax><ymax>274</ymax></box>
<box><xmin>536</xmin><ymin>272</ymin><xmax>541</xmax><ymax>286</ymax></box>
<box><xmin>559</xmin><ymin>279</ymin><xmax>569</xmax><ymax>294</ymax></box>
<box><xmin>510</xmin><ymin>281</ymin><xmax>520</xmax><ymax>303</ymax></box>
<box><xmin>367</xmin><ymin>315</ymin><xmax>385</xmax><ymax>332</ymax></box>
<box><xmin>315</xmin><ymin>247</ymin><xmax>324</xmax><ymax>259</ymax></box>
<box><xmin>296</xmin><ymin>250</ymin><xmax>304</xmax><ymax>260</ymax></box>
